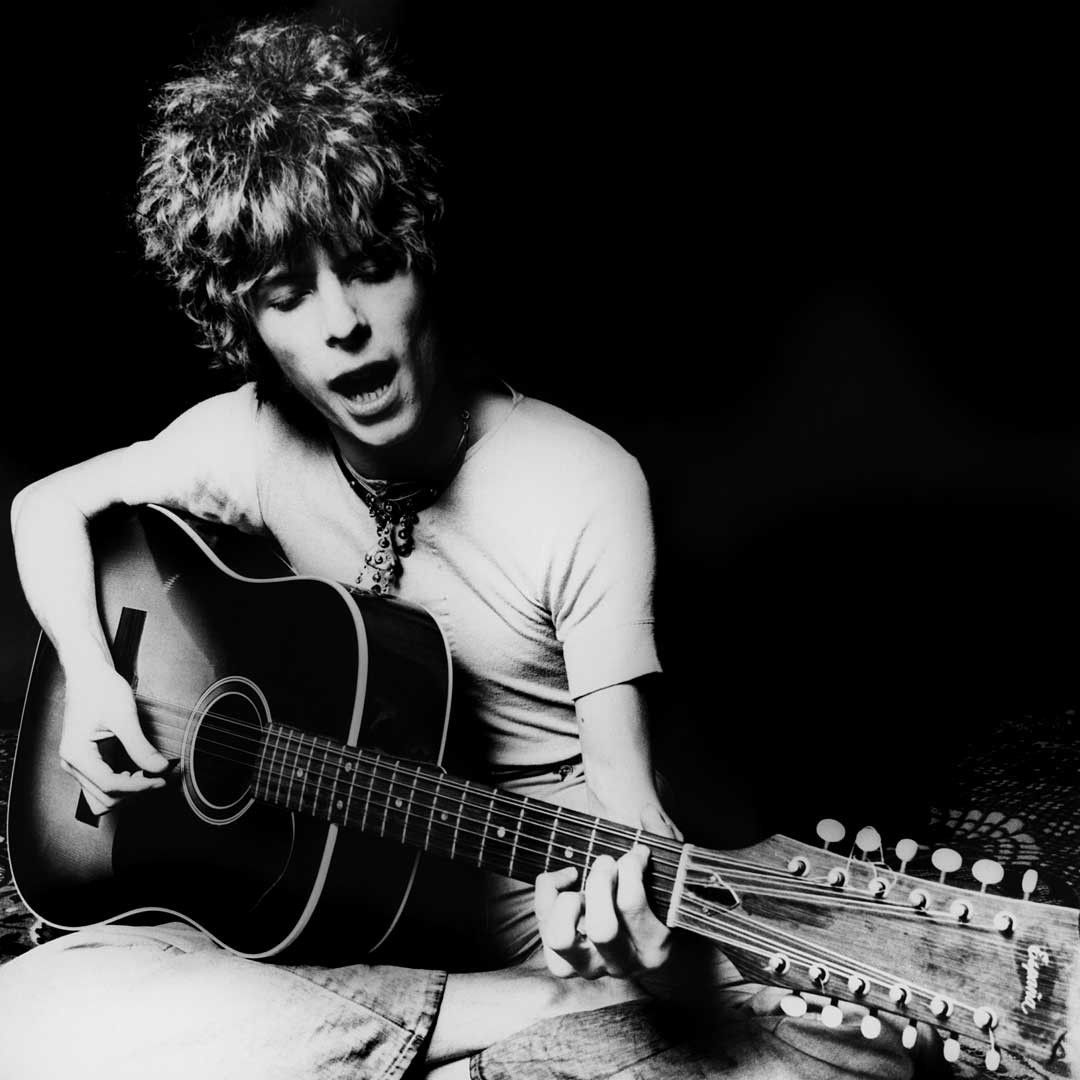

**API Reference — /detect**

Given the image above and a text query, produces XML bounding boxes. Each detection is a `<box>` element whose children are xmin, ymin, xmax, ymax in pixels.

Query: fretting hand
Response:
<box><xmin>533</xmin><ymin>802</ymin><xmax>680</xmax><ymax>981</ymax></box>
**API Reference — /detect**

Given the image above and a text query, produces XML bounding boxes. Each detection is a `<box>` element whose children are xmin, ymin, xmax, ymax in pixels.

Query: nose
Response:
<box><xmin>320</xmin><ymin>272</ymin><xmax>370</xmax><ymax>350</ymax></box>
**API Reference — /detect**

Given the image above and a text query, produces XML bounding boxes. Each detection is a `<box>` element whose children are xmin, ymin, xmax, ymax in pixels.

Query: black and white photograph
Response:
<box><xmin>0</xmin><ymin>4</ymin><xmax>1076</xmax><ymax>1078</ymax></box>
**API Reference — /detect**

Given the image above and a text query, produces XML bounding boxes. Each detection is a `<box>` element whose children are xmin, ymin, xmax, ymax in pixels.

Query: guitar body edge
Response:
<box><xmin>7</xmin><ymin>505</ymin><xmax>454</xmax><ymax>963</ymax></box>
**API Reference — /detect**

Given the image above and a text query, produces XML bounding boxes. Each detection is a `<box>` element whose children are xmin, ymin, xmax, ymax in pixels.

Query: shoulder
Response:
<box><xmin>474</xmin><ymin>387</ymin><xmax>646</xmax><ymax>495</ymax></box>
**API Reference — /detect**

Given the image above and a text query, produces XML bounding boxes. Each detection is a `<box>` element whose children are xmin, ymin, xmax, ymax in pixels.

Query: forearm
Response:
<box><xmin>576</xmin><ymin>682</ymin><xmax>673</xmax><ymax>831</ymax></box>
<box><xmin>11</xmin><ymin>478</ymin><xmax>115</xmax><ymax>675</ymax></box>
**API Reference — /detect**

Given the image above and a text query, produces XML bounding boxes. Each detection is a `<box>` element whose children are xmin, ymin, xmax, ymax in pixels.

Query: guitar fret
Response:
<box><xmin>451</xmin><ymin>780</ymin><xmax>469</xmax><ymax>860</ymax></box>
<box><xmin>402</xmin><ymin>767</ymin><xmax>420</xmax><ymax>844</ymax></box>
<box><xmin>361</xmin><ymin>753</ymin><xmax>378</xmax><ymax>833</ymax></box>
<box><xmin>272</xmin><ymin>728</ymin><xmax>287</xmax><ymax>805</ymax></box>
<box><xmin>326</xmin><ymin>744</ymin><xmax>341</xmax><ymax>823</ymax></box>
<box><xmin>294</xmin><ymin>732</ymin><xmax>307</xmax><ymax>814</ymax></box>
<box><xmin>341</xmin><ymin>752</ymin><xmax>357</xmax><ymax>825</ymax></box>
<box><xmin>424</xmin><ymin>775</ymin><xmax>442</xmax><ymax>852</ymax></box>
<box><xmin>584</xmin><ymin>819</ymin><xmax>599</xmax><ymax>875</ymax></box>
<box><xmin>477</xmin><ymin>794</ymin><xmax>497</xmax><ymax>868</ymax></box>
<box><xmin>506</xmin><ymin>801</ymin><xmax>527</xmax><ymax>879</ymax></box>
<box><xmin>381</xmin><ymin>761</ymin><xmax>400</xmax><ymax>838</ymax></box>
<box><xmin>255</xmin><ymin>727</ymin><xmax>272</xmax><ymax>801</ymax></box>
<box><xmin>545</xmin><ymin>807</ymin><xmax>562</xmax><ymax>872</ymax></box>
<box><xmin>314</xmin><ymin>739</ymin><xmax>328</xmax><ymax>821</ymax></box>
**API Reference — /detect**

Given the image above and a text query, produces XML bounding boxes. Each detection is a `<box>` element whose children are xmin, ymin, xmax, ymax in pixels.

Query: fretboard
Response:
<box><xmin>252</xmin><ymin>723</ymin><xmax>681</xmax><ymax>919</ymax></box>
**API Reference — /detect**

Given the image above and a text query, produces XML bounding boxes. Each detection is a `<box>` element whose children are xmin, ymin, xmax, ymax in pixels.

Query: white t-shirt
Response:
<box><xmin>139</xmin><ymin>382</ymin><xmax>661</xmax><ymax>772</ymax></box>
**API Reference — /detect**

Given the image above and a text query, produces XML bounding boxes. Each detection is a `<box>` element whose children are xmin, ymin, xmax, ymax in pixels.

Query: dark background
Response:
<box><xmin>2</xmin><ymin>3</ymin><xmax>1076</xmax><ymax>847</ymax></box>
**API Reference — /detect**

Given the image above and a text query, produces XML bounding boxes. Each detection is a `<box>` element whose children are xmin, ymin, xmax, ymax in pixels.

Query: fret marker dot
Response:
<box><xmin>440</xmin><ymin>812</ymin><xmax>449</xmax><ymax>821</ymax></box>
<box><xmin>564</xmin><ymin>847</ymin><xmax>574</xmax><ymax>859</ymax></box>
<box><xmin>497</xmin><ymin>827</ymin><xmax>506</xmax><ymax>839</ymax></box>
<box><xmin>395</xmin><ymin>798</ymin><xmax>403</xmax><ymax>809</ymax></box>
<box><xmin>344</xmin><ymin>763</ymin><xmax>352</xmax><ymax>773</ymax></box>
<box><xmin>295</xmin><ymin>769</ymin><xmax>303</xmax><ymax>778</ymax></box>
<box><xmin>336</xmin><ymin>800</ymin><xmax>344</xmax><ymax>810</ymax></box>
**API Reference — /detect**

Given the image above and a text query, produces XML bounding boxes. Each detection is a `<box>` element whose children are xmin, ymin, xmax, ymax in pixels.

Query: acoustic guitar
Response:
<box><xmin>8</xmin><ymin>505</ymin><xmax>1077</xmax><ymax>1077</ymax></box>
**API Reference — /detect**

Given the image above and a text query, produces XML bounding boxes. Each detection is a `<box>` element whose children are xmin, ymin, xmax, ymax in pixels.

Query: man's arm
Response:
<box><xmin>11</xmin><ymin>446</ymin><xmax>188</xmax><ymax>812</ymax></box>
<box><xmin>533</xmin><ymin>680</ymin><xmax>683</xmax><ymax>981</ymax></box>
<box><xmin>10</xmin><ymin>390</ymin><xmax>264</xmax><ymax>814</ymax></box>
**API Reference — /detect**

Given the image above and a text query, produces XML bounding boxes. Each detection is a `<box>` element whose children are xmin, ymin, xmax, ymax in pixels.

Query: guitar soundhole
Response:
<box><xmin>183</xmin><ymin>678</ymin><xmax>269</xmax><ymax>826</ymax></box>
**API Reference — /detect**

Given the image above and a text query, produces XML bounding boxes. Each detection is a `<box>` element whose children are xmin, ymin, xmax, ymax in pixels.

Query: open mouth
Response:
<box><xmin>330</xmin><ymin>359</ymin><xmax>397</xmax><ymax>404</ymax></box>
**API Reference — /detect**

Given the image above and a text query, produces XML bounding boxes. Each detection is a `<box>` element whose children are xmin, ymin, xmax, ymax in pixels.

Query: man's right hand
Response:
<box><xmin>58</xmin><ymin>662</ymin><xmax>172</xmax><ymax>815</ymax></box>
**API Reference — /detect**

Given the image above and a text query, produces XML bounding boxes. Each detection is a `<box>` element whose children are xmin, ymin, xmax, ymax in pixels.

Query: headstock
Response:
<box><xmin>667</xmin><ymin>822</ymin><xmax>1079</xmax><ymax>1077</ymax></box>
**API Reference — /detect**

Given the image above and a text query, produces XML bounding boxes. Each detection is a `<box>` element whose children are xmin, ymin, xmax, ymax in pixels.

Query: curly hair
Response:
<box><xmin>135</xmin><ymin>19</ymin><xmax>443</xmax><ymax>386</ymax></box>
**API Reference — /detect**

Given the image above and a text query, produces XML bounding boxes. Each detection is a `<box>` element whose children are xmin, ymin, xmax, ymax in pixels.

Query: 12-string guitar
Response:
<box><xmin>8</xmin><ymin>505</ymin><xmax>1077</xmax><ymax>1077</ymax></box>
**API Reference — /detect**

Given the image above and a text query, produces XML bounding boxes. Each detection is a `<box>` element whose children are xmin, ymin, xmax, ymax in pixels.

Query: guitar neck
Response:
<box><xmin>252</xmin><ymin>723</ymin><xmax>684</xmax><ymax>917</ymax></box>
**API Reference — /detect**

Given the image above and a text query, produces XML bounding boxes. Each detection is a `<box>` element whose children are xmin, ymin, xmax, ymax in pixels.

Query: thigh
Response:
<box><xmin>0</xmin><ymin>922</ymin><xmax>445</xmax><ymax>1080</ymax></box>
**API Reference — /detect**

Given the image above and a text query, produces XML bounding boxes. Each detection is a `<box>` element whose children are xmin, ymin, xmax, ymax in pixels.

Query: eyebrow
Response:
<box><xmin>255</xmin><ymin>266</ymin><xmax>313</xmax><ymax>290</ymax></box>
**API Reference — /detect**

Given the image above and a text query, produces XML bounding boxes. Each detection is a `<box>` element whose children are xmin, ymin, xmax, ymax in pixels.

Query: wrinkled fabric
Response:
<box><xmin>472</xmin><ymin>985</ymin><xmax>917</xmax><ymax>1080</ymax></box>
<box><xmin>0</xmin><ymin>922</ymin><xmax>445</xmax><ymax>1080</ymax></box>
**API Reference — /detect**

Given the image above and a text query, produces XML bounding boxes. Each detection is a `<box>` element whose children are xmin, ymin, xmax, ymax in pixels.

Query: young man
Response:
<box><xmin>2</xmin><ymin>20</ymin><xmax>917</xmax><ymax>1080</ymax></box>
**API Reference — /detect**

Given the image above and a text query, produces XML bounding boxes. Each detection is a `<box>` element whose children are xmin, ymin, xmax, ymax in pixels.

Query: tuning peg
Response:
<box><xmin>860</xmin><ymin>1011</ymin><xmax>882</xmax><ymax>1039</ymax></box>
<box><xmin>1022</xmin><ymin>868</ymin><xmax>1039</xmax><ymax>901</ymax></box>
<box><xmin>820</xmin><ymin>998</ymin><xmax>843</xmax><ymax>1028</ymax></box>
<box><xmin>985</xmin><ymin>1045</ymin><xmax>1001</xmax><ymax>1071</ymax></box>
<box><xmin>854</xmin><ymin>826</ymin><xmax>882</xmax><ymax>859</ymax></box>
<box><xmin>972</xmin><ymin>859</ymin><xmax>1004</xmax><ymax>893</ymax></box>
<box><xmin>901</xmin><ymin>1021</ymin><xmax>919</xmax><ymax>1050</ymax></box>
<box><xmin>816</xmin><ymin>819</ymin><xmax>846</xmax><ymax>850</ymax></box>
<box><xmin>894</xmin><ymin>838</ymin><xmax>918</xmax><ymax>873</ymax></box>
<box><xmin>780</xmin><ymin>994</ymin><xmax>808</xmax><ymax>1018</ymax></box>
<box><xmin>931</xmin><ymin>847</ymin><xmax>962</xmax><ymax>884</ymax></box>
<box><xmin>942</xmin><ymin>1035</ymin><xmax>961</xmax><ymax>1063</ymax></box>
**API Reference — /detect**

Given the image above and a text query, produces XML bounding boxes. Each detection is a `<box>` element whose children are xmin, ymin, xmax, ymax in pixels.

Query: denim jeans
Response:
<box><xmin>471</xmin><ymin>986</ymin><xmax>919</xmax><ymax>1080</ymax></box>
<box><xmin>0</xmin><ymin>921</ymin><xmax>445</xmax><ymax>1080</ymax></box>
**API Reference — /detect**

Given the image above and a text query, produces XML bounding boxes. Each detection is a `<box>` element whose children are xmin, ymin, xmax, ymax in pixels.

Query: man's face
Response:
<box><xmin>251</xmin><ymin>243</ymin><xmax>441</xmax><ymax>457</ymax></box>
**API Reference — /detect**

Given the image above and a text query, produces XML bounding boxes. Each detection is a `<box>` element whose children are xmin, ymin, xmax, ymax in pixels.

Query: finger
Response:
<box><xmin>543</xmin><ymin>889</ymin><xmax>586</xmax><ymax>954</ymax></box>
<box><xmin>584</xmin><ymin>855</ymin><xmax>634</xmax><ymax>977</ymax></box>
<box><xmin>61</xmin><ymin>742</ymin><xmax>167</xmax><ymax>798</ymax></box>
<box><xmin>615</xmin><ymin>845</ymin><xmax>671</xmax><ymax>970</ymax></box>
<box><xmin>534</xmin><ymin>866</ymin><xmax>578</xmax><ymax>924</ymax></box>
<box><xmin>60</xmin><ymin>759</ymin><xmax>117</xmax><ymax>815</ymax></box>
<box><xmin>109</xmin><ymin>711</ymin><xmax>170</xmax><ymax>774</ymax></box>
<box><xmin>582</xmin><ymin>855</ymin><xmax>620</xmax><ymax>945</ymax></box>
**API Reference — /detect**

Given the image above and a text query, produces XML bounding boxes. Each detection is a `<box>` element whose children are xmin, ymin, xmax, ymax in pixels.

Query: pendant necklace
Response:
<box><xmin>332</xmin><ymin>409</ymin><xmax>470</xmax><ymax>594</ymax></box>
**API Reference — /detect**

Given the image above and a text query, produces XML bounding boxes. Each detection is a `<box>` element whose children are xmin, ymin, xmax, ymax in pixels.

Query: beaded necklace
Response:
<box><xmin>332</xmin><ymin>409</ymin><xmax>470</xmax><ymax>594</ymax></box>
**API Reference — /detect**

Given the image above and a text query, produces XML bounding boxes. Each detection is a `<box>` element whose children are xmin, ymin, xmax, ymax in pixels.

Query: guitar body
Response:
<box><xmin>9</xmin><ymin>504</ymin><xmax>453</xmax><ymax>961</ymax></box>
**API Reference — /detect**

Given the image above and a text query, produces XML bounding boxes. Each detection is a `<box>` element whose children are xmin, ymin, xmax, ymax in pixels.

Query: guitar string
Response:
<box><xmin>681</xmin><ymin>900</ymin><xmax>1073</xmax><ymax>1041</ymax></box>
<box><xmin>130</xmin><ymin>695</ymin><xmax>690</xmax><ymax>860</ymax></box>
<box><xmin>130</xmin><ymin>705</ymin><xmax>1051</xmax><ymax>953</ymax></box>
<box><xmin>684</xmin><ymin>898</ymin><xmax>978</xmax><ymax>1011</ymax></box>
<box><xmin>124</xmin><ymin>714</ymin><xmax>1048</xmax><ymax>974</ymax></box>
<box><xmin>675</xmin><ymin>908</ymin><xmax>926</xmax><ymax>1004</ymax></box>
<box><xmin>122</xmin><ymin>698</ymin><xmax>1062</xmax><ymax>964</ymax></box>
<box><xmin>135</xmin><ymin>691</ymin><xmax>1041</xmax><ymax>928</ymax></box>
<box><xmin>672</xmin><ymin>906</ymin><xmax>986</xmax><ymax>1026</ymax></box>
<box><xmin>130</xmin><ymin>712</ymin><xmax>687</xmax><ymax>899</ymax></box>
<box><xmin>681</xmin><ymin>898</ymin><xmax>1069</xmax><ymax>1037</ymax></box>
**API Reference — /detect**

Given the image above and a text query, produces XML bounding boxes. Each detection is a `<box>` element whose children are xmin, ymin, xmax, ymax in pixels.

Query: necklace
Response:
<box><xmin>333</xmin><ymin>409</ymin><xmax>471</xmax><ymax>594</ymax></box>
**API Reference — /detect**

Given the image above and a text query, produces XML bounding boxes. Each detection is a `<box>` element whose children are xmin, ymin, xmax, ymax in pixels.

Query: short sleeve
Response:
<box><xmin>134</xmin><ymin>384</ymin><xmax>267</xmax><ymax>534</ymax></box>
<box><xmin>548</xmin><ymin>453</ymin><xmax>661</xmax><ymax>699</ymax></box>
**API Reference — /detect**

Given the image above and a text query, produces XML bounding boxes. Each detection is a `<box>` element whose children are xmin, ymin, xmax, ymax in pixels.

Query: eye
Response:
<box><xmin>265</xmin><ymin>289</ymin><xmax>310</xmax><ymax>313</ymax></box>
<box><xmin>342</xmin><ymin>251</ymin><xmax>400</xmax><ymax>284</ymax></box>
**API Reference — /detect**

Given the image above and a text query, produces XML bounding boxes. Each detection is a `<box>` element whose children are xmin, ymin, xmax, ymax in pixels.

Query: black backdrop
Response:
<box><xmin>2</xmin><ymin>3</ymin><xmax>1076</xmax><ymax>847</ymax></box>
